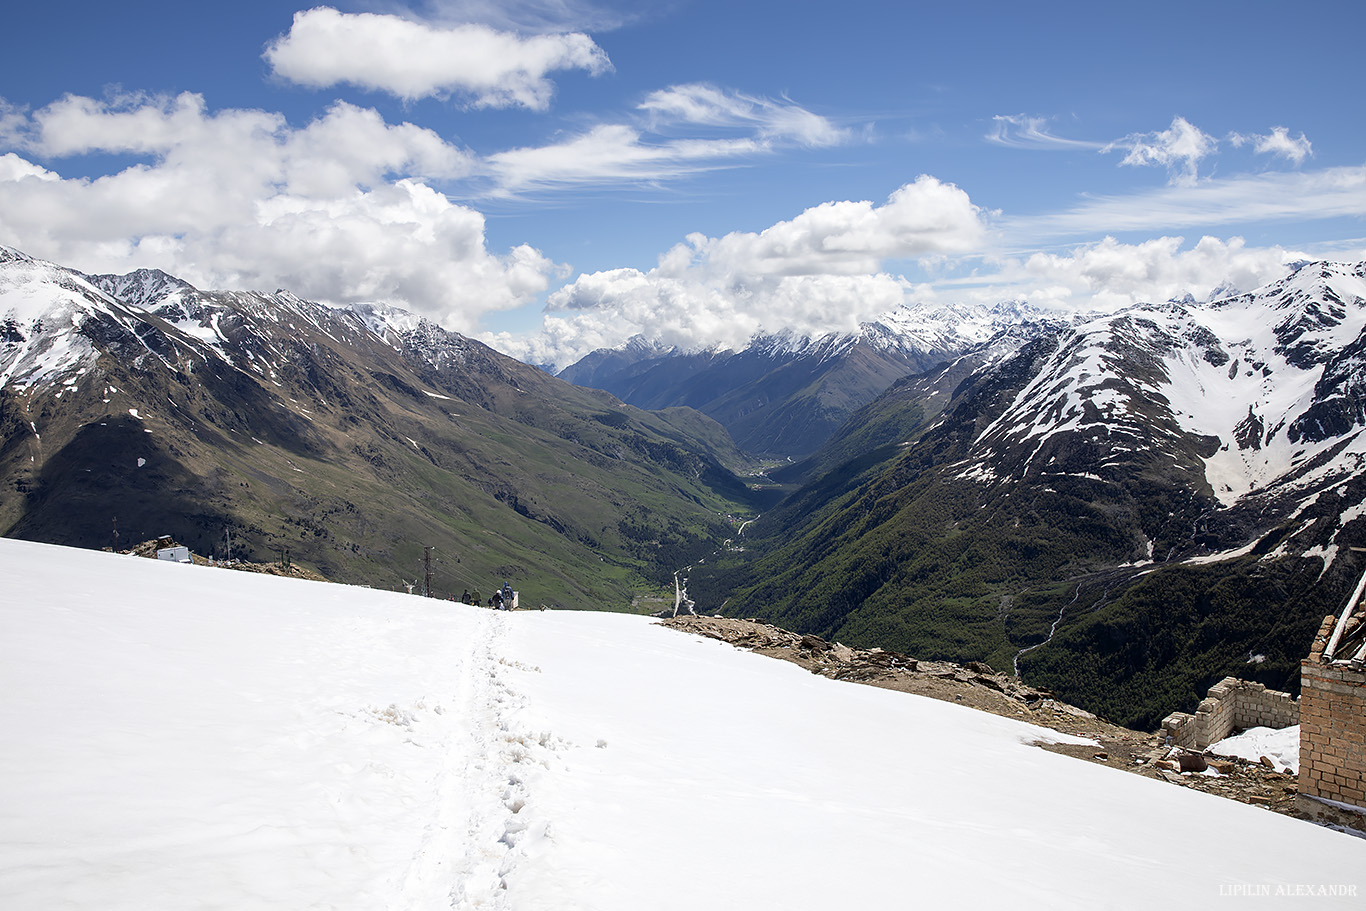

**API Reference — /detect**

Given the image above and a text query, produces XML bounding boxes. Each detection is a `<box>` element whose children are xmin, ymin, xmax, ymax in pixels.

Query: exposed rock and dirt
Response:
<box><xmin>119</xmin><ymin>538</ymin><xmax>329</xmax><ymax>582</ymax></box>
<box><xmin>658</xmin><ymin>615</ymin><xmax>1343</xmax><ymax>828</ymax></box>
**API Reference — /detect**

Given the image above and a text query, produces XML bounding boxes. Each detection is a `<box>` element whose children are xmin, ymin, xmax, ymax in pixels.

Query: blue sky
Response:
<box><xmin>2</xmin><ymin>0</ymin><xmax>1363</xmax><ymax>367</ymax></box>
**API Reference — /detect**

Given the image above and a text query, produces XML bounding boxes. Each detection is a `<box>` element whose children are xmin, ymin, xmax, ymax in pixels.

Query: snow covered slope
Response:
<box><xmin>959</xmin><ymin>261</ymin><xmax>1366</xmax><ymax>513</ymax></box>
<box><xmin>1</xmin><ymin>538</ymin><xmax>1360</xmax><ymax>910</ymax></box>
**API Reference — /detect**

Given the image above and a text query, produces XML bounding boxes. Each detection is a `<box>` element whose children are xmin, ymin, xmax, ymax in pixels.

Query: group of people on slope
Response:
<box><xmin>462</xmin><ymin>582</ymin><xmax>516</xmax><ymax>610</ymax></box>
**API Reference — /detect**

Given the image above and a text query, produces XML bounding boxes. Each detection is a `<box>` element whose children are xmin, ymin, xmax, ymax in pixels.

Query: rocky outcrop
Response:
<box><xmin>662</xmin><ymin>615</ymin><xmax>1065</xmax><ymax>709</ymax></box>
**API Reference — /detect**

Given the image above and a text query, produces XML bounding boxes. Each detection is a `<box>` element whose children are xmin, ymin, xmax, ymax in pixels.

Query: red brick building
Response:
<box><xmin>1298</xmin><ymin>571</ymin><xmax>1366</xmax><ymax>814</ymax></box>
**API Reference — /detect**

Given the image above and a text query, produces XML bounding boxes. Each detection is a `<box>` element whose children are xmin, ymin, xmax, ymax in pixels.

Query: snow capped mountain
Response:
<box><xmin>0</xmin><ymin>245</ymin><xmax>759</xmax><ymax>601</ymax></box>
<box><xmin>871</xmin><ymin>298</ymin><xmax>1061</xmax><ymax>353</ymax></box>
<box><xmin>86</xmin><ymin>266</ymin><xmax>196</xmax><ymax>309</ymax></box>
<box><xmin>0</xmin><ymin>245</ymin><xmax>484</xmax><ymax>393</ymax></box>
<box><xmin>558</xmin><ymin>299</ymin><xmax>1065</xmax><ymax>458</ymax></box>
<box><xmin>954</xmin><ymin>261</ymin><xmax>1366</xmax><ymax>518</ymax></box>
<box><xmin>11</xmin><ymin>241</ymin><xmax>1366</xmax><ymax>735</ymax></box>
<box><xmin>0</xmin><ymin>246</ymin><xmax>128</xmax><ymax>388</ymax></box>
<box><xmin>688</xmin><ymin>261</ymin><xmax>1366</xmax><ymax>728</ymax></box>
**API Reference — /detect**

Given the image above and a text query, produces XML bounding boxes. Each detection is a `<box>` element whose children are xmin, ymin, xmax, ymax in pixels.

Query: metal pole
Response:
<box><xmin>1324</xmin><ymin>561</ymin><xmax>1366</xmax><ymax>663</ymax></box>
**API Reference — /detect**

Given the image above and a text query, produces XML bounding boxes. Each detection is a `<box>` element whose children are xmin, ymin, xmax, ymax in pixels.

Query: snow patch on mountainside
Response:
<box><xmin>0</xmin><ymin>250</ymin><xmax>111</xmax><ymax>387</ymax></box>
<box><xmin>1169</xmin><ymin>262</ymin><xmax>1366</xmax><ymax>504</ymax></box>
<box><xmin>957</xmin><ymin>261</ymin><xmax>1366</xmax><ymax>517</ymax></box>
<box><xmin>1</xmin><ymin>248</ymin><xmax>484</xmax><ymax>394</ymax></box>
<box><xmin>875</xmin><ymin>299</ymin><xmax>1061</xmax><ymax>353</ymax></box>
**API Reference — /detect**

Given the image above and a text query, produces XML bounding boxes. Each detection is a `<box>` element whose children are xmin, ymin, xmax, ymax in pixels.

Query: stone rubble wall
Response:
<box><xmin>1161</xmin><ymin>676</ymin><xmax>1299</xmax><ymax>751</ymax></box>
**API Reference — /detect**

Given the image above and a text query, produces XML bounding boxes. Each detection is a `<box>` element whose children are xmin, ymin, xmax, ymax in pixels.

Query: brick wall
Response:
<box><xmin>1299</xmin><ymin>644</ymin><xmax>1366</xmax><ymax>810</ymax></box>
<box><xmin>1161</xmin><ymin>676</ymin><xmax>1299</xmax><ymax>751</ymax></box>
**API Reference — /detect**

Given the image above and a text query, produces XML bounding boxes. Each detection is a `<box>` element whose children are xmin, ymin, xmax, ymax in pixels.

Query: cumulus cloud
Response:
<box><xmin>494</xmin><ymin>176</ymin><xmax>985</xmax><ymax>367</ymax></box>
<box><xmin>1006</xmin><ymin>235</ymin><xmax>1303</xmax><ymax>311</ymax></box>
<box><xmin>264</xmin><ymin>6</ymin><xmax>611</xmax><ymax>108</ymax></box>
<box><xmin>690</xmin><ymin>177</ymin><xmax>986</xmax><ymax>275</ymax></box>
<box><xmin>1229</xmin><ymin>126</ymin><xmax>1313</xmax><ymax>165</ymax></box>
<box><xmin>498</xmin><ymin>207</ymin><xmax>1324</xmax><ymax>370</ymax></box>
<box><xmin>0</xmin><ymin>92</ymin><xmax>554</xmax><ymax>329</ymax></box>
<box><xmin>1103</xmin><ymin>116</ymin><xmax>1219</xmax><ymax>185</ymax></box>
<box><xmin>823</xmin><ymin>235</ymin><xmax>1311</xmax><ymax>328</ymax></box>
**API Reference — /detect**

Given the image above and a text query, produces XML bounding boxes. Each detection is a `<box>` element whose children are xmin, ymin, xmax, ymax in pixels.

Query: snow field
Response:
<box><xmin>2</xmin><ymin>538</ymin><xmax>1363</xmax><ymax>910</ymax></box>
<box><xmin>1209</xmin><ymin>725</ymin><xmax>1302</xmax><ymax>774</ymax></box>
<box><xmin>0</xmin><ymin>540</ymin><xmax>544</xmax><ymax>909</ymax></box>
<box><xmin>506</xmin><ymin>613</ymin><xmax>1365</xmax><ymax>908</ymax></box>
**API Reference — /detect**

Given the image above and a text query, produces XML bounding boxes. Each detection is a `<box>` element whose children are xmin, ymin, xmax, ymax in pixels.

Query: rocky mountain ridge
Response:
<box><xmin>557</xmin><ymin>300</ymin><xmax>1063</xmax><ymax>458</ymax></box>
<box><xmin>0</xmin><ymin>245</ymin><xmax>761</xmax><ymax>606</ymax></box>
<box><xmin>688</xmin><ymin>260</ymin><xmax>1366</xmax><ymax>729</ymax></box>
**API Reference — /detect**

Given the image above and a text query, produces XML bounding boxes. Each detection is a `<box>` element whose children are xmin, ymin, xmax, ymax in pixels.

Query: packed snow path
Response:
<box><xmin>1</xmin><ymin>539</ymin><xmax>1362</xmax><ymax>909</ymax></box>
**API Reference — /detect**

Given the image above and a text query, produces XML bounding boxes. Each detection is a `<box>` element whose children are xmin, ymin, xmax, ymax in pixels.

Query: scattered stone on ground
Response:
<box><xmin>658</xmin><ymin>615</ymin><xmax>1335</xmax><ymax>828</ymax></box>
<box><xmin>208</xmin><ymin>558</ymin><xmax>329</xmax><ymax>582</ymax></box>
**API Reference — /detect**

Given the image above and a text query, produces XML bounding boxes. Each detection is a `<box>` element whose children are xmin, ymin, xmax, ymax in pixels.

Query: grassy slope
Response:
<box><xmin>689</xmin><ymin>339</ymin><xmax>1366</xmax><ymax>730</ymax></box>
<box><xmin>0</xmin><ymin>307</ymin><xmax>761</xmax><ymax>610</ymax></box>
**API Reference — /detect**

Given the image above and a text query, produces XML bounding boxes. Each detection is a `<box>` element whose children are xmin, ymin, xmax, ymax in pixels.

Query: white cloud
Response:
<box><xmin>1253</xmin><ymin>126</ymin><xmax>1313</xmax><ymax>164</ymax></box>
<box><xmin>0</xmin><ymin>93</ymin><xmax>552</xmax><ymax>330</ymax></box>
<box><xmin>484</xmin><ymin>86</ymin><xmax>847</xmax><ymax>195</ymax></box>
<box><xmin>1006</xmin><ymin>235</ymin><xmax>1304</xmax><ymax>311</ymax></box>
<box><xmin>495</xmin><ymin>176</ymin><xmax>985</xmax><ymax>366</ymax></box>
<box><xmin>0</xmin><ymin>153</ymin><xmax>58</xmax><ymax>183</ymax></box>
<box><xmin>692</xmin><ymin>177</ymin><xmax>986</xmax><ymax>275</ymax></box>
<box><xmin>496</xmin><ymin>188</ymin><xmax>1333</xmax><ymax>370</ymax></box>
<box><xmin>1103</xmin><ymin>116</ymin><xmax>1219</xmax><ymax>185</ymax></box>
<box><xmin>421</xmin><ymin>0</ymin><xmax>635</xmax><ymax>34</ymax></box>
<box><xmin>639</xmin><ymin>84</ymin><xmax>847</xmax><ymax>147</ymax></box>
<box><xmin>1005</xmin><ymin>165</ymin><xmax>1366</xmax><ymax>240</ymax></box>
<box><xmin>0</xmin><ymin>99</ymin><xmax>30</xmax><ymax>149</ymax></box>
<box><xmin>264</xmin><ymin>7</ymin><xmax>611</xmax><ymax>108</ymax></box>
<box><xmin>1000</xmin><ymin>115</ymin><xmax>1314</xmax><ymax>180</ymax></box>
<box><xmin>1229</xmin><ymin>126</ymin><xmax>1314</xmax><ymax>165</ymax></box>
<box><xmin>484</xmin><ymin>123</ymin><xmax>764</xmax><ymax>195</ymax></box>
<box><xmin>986</xmin><ymin>114</ymin><xmax>1103</xmax><ymax>151</ymax></box>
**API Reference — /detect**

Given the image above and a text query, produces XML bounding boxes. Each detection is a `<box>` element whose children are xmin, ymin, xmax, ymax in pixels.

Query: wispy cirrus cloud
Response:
<box><xmin>417</xmin><ymin>0</ymin><xmax>640</xmax><ymax>33</ymax></box>
<box><xmin>484</xmin><ymin>85</ymin><xmax>848</xmax><ymax>195</ymax></box>
<box><xmin>986</xmin><ymin>114</ymin><xmax>1104</xmax><ymax>151</ymax></box>
<box><xmin>1003</xmin><ymin>165</ymin><xmax>1366</xmax><ymax>242</ymax></box>
<box><xmin>484</xmin><ymin>124</ymin><xmax>763</xmax><ymax>195</ymax></box>
<box><xmin>264</xmin><ymin>6</ymin><xmax>611</xmax><ymax>108</ymax></box>
<box><xmin>639</xmin><ymin>84</ymin><xmax>848</xmax><ymax>147</ymax></box>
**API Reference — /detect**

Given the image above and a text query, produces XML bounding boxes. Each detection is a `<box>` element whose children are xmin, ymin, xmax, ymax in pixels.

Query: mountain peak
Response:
<box><xmin>86</xmin><ymin>267</ymin><xmax>198</xmax><ymax>309</ymax></box>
